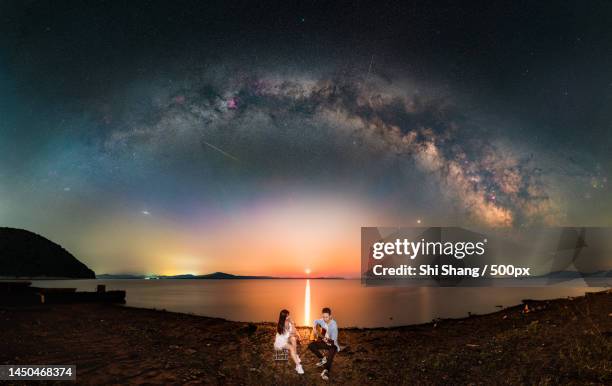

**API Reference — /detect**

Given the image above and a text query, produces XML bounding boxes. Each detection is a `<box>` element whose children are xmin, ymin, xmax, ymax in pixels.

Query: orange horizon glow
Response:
<box><xmin>65</xmin><ymin>192</ymin><xmax>397</xmax><ymax>277</ymax></box>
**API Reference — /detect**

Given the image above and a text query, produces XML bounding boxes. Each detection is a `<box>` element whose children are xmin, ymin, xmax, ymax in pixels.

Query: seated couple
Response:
<box><xmin>274</xmin><ymin>307</ymin><xmax>339</xmax><ymax>381</ymax></box>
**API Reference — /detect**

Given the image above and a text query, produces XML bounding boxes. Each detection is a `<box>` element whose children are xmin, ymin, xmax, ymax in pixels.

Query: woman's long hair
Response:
<box><xmin>277</xmin><ymin>309</ymin><xmax>289</xmax><ymax>335</ymax></box>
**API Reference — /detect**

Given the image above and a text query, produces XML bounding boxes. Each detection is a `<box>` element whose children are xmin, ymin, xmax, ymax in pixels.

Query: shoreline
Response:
<box><xmin>1</xmin><ymin>289</ymin><xmax>610</xmax><ymax>384</ymax></box>
<box><xmin>116</xmin><ymin>289</ymin><xmax>610</xmax><ymax>330</ymax></box>
<box><xmin>16</xmin><ymin>278</ymin><xmax>607</xmax><ymax>329</ymax></box>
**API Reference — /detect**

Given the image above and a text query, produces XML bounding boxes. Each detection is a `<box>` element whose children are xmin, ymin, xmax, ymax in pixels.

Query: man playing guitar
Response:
<box><xmin>308</xmin><ymin>307</ymin><xmax>339</xmax><ymax>381</ymax></box>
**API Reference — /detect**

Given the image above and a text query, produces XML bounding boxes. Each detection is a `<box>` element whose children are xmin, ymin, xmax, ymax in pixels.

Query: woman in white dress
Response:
<box><xmin>274</xmin><ymin>309</ymin><xmax>303</xmax><ymax>374</ymax></box>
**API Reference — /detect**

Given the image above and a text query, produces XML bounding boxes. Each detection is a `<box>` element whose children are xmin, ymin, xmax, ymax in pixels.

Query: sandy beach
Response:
<box><xmin>1</xmin><ymin>290</ymin><xmax>610</xmax><ymax>385</ymax></box>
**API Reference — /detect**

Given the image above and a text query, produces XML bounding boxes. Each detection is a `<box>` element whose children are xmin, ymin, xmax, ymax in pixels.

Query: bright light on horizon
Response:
<box><xmin>305</xmin><ymin>268</ymin><xmax>311</xmax><ymax>275</ymax></box>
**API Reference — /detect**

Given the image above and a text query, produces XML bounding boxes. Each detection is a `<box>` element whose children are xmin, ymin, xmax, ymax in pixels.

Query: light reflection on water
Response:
<box><xmin>30</xmin><ymin>279</ymin><xmax>600</xmax><ymax>327</ymax></box>
<box><xmin>304</xmin><ymin>279</ymin><xmax>310</xmax><ymax>325</ymax></box>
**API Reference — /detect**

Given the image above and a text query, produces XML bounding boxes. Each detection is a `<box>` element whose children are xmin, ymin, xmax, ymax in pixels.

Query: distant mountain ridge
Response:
<box><xmin>0</xmin><ymin>227</ymin><xmax>95</xmax><ymax>278</ymax></box>
<box><xmin>97</xmin><ymin>272</ymin><xmax>344</xmax><ymax>280</ymax></box>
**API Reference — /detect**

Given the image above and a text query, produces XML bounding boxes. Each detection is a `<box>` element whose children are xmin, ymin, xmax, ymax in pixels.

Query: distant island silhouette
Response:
<box><xmin>97</xmin><ymin>272</ymin><xmax>344</xmax><ymax>280</ymax></box>
<box><xmin>0</xmin><ymin>227</ymin><xmax>95</xmax><ymax>279</ymax></box>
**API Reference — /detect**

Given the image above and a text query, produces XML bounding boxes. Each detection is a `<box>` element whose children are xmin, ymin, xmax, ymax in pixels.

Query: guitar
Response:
<box><xmin>309</xmin><ymin>323</ymin><xmax>328</xmax><ymax>342</ymax></box>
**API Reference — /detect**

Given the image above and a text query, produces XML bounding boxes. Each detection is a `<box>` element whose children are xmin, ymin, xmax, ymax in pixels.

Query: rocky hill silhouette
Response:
<box><xmin>0</xmin><ymin>227</ymin><xmax>95</xmax><ymax>278</ymax></box>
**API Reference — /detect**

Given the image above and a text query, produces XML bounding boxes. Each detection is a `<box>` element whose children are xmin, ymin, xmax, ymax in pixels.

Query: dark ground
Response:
<box><xmin>1</xmin><ymin>290</ymin><xmax>610</xmax><ymax>385</ymax></box>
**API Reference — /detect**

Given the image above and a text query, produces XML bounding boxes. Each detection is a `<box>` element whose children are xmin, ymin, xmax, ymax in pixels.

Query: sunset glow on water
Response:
<box><xmin>304</xmin><ymin>279</ymin><xmax>311</xmax><ymax>325</ymax></box>
<box><xmin>30</xmin><ymin>279</ymin><xmax>599</xmax><ymax>328</ymax></box>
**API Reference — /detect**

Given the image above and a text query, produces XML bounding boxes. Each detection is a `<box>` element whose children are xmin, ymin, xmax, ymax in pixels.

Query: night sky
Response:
<box><xmin>1</xmin><ymin>1</ymin><xmax>611</xmax><ymax>276</ymax></box>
